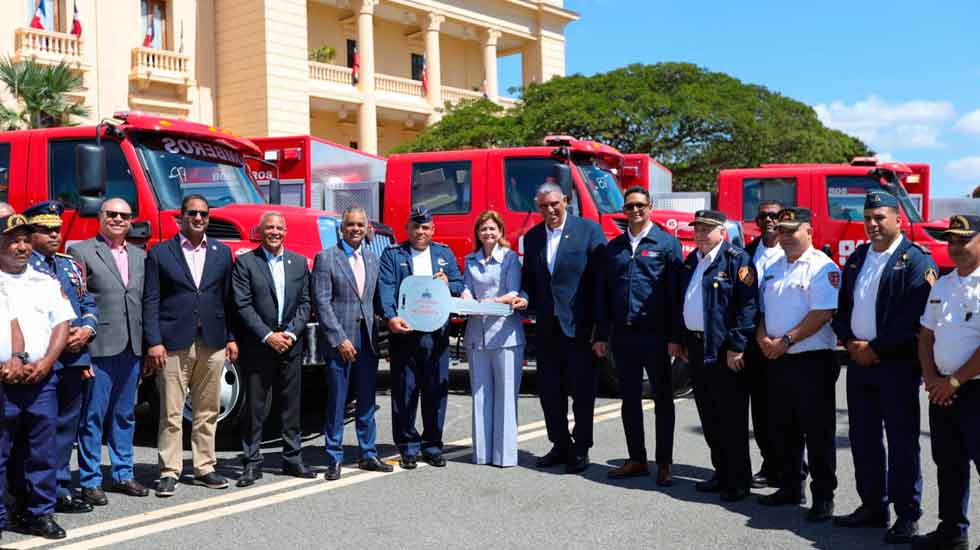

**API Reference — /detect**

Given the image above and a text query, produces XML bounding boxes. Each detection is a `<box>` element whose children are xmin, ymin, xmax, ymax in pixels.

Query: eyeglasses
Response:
<box><xmin>757</xmin><ymin>212</ymin><xmax>779</xmax><ymax>221</ymax></box>
<box><xmin>184</xmin><ymin>210</ymin><xmax>210</xmax><ymax>219</ymax></box>
<box><xmin>624</xmin><ymin>202</ymin><xmax>650</xmax><ymax>211</ymax></box>
<box><xmin>103</xmin><ymin>211</ymin><xmax>133</xmax><ymax>221</ymax></box>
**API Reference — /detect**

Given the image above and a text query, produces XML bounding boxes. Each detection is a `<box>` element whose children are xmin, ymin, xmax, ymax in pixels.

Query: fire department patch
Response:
<box><xmin>828</xmin><ymin>271</ymin><xmax>840</xmax><ymax>289</ymax></box>
<box><xmin>738</xmin><ymin>266</ymin><xmax>754</xmax><ymax>286</ymax></box>
<box><xmin>924</xmin><ymin>268</ymin><xmax>938</xmax><ymax>287</ymax></box>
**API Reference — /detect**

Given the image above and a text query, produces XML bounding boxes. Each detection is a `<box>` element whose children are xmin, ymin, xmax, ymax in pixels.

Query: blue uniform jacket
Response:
<box><xmin>595</xmin><ymin>223</ymin><xmax>683</xmax><ymax>343</ymax></box>
<box><xmin>31</xmin><ymin>251</ymin><xmax>98</xmax><ymax>368</ymax></box>
<box><xmin>522</xmin><ymin>216</ymin><xmax>606</xmax><ymax>340</ymax></box>
<box><xmin>679</xmin><ymin>241</ymin><xmax>758</xmax><ymax>364</ymax></box>
<box><xmin>376</xmin><ymin>241</ymin><xmax>464</xmax><ymax>334</ymax></box>
<box><xmin>832</xmin><ymin>237</ymin><xmax>937</xmax><ymax>361</ymax></box>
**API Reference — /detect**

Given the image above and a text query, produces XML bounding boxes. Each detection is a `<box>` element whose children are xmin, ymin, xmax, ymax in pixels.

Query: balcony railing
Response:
<box><xmin>13</xmin><ymin>27</ymin><xmax>83</xmax><ymax>66</ymax></box>
<box><xmin>376</xmin><ymin>74</ymin><xmax>424</xmax><ymax>97</ymax></box>
<box><xmin>498</xmin><ymin>96</ymin><xmax>519</xmax><ymax>109</ymax></box>
<box><xmin>309</xmin><ymin>62</ymin><xmax>354</xmax><ymax>86</ymax></box>
<box><xmin>442</xmin><ymin>86</ymin><xmax>484</xmax><ymax>104</ymax></box>
<box><xmin>129</xmin><ymin>47</ymin><xmax>193</xmax><ymax>88</ymax></box>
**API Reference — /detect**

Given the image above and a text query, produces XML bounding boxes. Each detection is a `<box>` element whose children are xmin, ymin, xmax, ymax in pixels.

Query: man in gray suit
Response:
<box><xmin>68</xmin><ymin>198</ymin><xmax>149</xmax><ymax>505</ymax></box>
<box><xmin>313</xmin><ymin>206</ymin><xmax>393</xmax><ymax>481</ymax></box>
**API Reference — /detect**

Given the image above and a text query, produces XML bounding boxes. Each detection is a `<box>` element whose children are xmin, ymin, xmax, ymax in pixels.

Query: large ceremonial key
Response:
<box><xmin>397</xmin><ymin>275</ymin><xmax>512</xmax><ymax>332</ymax></box>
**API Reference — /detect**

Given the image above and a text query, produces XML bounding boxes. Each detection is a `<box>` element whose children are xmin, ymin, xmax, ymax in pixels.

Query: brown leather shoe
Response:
<box><xmin>607</xmin><ymin>461</ymin><xmax>649</xmax><ymax>479</ymax></box>
<box><xmin>656</xmin><ymin>464</ymin><xmax>673</xmax><ymax>487</ymax></box>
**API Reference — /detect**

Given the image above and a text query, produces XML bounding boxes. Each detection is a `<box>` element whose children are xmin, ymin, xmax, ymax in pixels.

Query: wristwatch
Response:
<box><xmin>780</xmin><ymin>334</ymin><xmax>794</xmax><ymax>347</ymax></box>
<box><xmin>11</xmin><ymin>352</ymin><xmax>28</xmax><ymax>363</ymax></box>
<box><xmin>948</xmin><ymin>375</ymin><xmax>961</xmax><ymax>389</ymax></box>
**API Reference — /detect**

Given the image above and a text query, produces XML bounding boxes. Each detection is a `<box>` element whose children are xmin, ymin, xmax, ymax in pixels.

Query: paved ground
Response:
<box><xmin>2</xmin><ymin>365</ymin><xmax>977</xmax><ymax>549</ymax></box>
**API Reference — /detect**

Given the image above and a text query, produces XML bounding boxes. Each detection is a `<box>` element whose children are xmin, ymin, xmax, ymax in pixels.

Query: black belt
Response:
<box><xmin>686</xmin><ymin>330</ymin><xmax>704</xmax><ymax>340</ymax></box>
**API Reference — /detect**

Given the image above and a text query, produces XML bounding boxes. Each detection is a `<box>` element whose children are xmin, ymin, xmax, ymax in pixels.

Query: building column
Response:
<box><xmin>482</xmin><ymin>29</ymin><xmax>501</xmax><ymax>102</ymax></box>
<box><xmin>424</xmin><ymin>13</ymin><xmax>445</xmax><ymax>124</ymax></box>
<box><xmin>357</xmin><ymin>0</ymin><xmax>379</xmax><ymax>154</ymax></box>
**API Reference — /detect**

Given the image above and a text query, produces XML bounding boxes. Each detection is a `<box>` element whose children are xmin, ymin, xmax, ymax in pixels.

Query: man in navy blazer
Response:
<box><xmin>521</xmin><ymin>182</ymin><xmax>606</xmax><ymax>474</ymax></box>
<box><xmin>376</xmin><ymin>207</ymin><xmax>463</xmax><ymax>470</ymax></box>
<box><xmin>143</xmin><ymin>195</ymin><xmax>238</xmax><ymax>497</ymax></box>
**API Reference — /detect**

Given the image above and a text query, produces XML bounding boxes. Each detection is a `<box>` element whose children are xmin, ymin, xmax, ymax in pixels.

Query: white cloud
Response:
<box><xmin>813</xmin><ymin>95</ymin><xmax>955</xmax><ymax>150</ymax></box>
<box><xmin>954</xmin><ymin>109</ymin><xmax>980</xmax><ymax>135</ymax></box>
<box><xmin>946</xmin><ymin>156</ymin><xmax>980</xmax><ymax>182</ymax></box>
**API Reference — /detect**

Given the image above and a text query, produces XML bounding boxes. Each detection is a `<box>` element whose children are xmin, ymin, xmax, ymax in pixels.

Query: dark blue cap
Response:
<box><xmin>864</xmin><ymin>191</ymin><xmax>898</xmax><ymax>210</ymax></box>
<box><xmin>776</xmin><ymin>207</ymin><xmax>812</xmax><ymax>228</ymax></box>
<box><xmin>942</xmin><ymin>214</ymin><xmax>980</xmax><ymax>239</ymax></box>
<box><xmin>23</xmin><ymin>200</ymin><xmax>64</xmax><ymax>227</ymax></box>
<box><xmin>0</xmin><ymin>214</ymin><xmax>30</xmax><ymax>235</ymax></box>
<box><xmin>690</xmin><ymin>209</ymin><xmax>726</xmax><ymax>227</ymax></box>
<box><xmin>409</xmin><ymin>207</ymin><xmax>432</xmax><ymax>224</ymax></box>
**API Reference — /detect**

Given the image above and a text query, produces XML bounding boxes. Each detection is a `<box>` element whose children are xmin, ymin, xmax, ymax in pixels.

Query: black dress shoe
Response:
<box><xmin>422</xmin><ymin>452</ymin><xmax>447</xmax><ymax>468</ymax></box>
<box><xmin>194</xmin><ymin>472</ymin><xmax>229</xmax><ymax>489</ymax></box>
<box><xmin>758</xmin><ymin>489</ymin><xmax>805</xmax><ymax>507</ymax></box>
<box><xmin>720</xmin><ymin>488</ymin><xmax>751</xmax><ymax>502</ymax></box>
<box><xmin>834</xmin><ymin>505</ymin><xmax>890</xmax><ymax>528</ymax></box>
<box><xmin>910</xmin><ymin>530</ymin><xmax>969</xmax><ymax>550</ymax></box>
<box><xmin>236</xmin><ymin>464</ymin><xmax>263</xmax><ymax>487</ymax></box>
<box><xmin>111</xmin><ymin>479</ymin><xmax>149</xmax><ymax>497</ymax></box>
<box><xmin>156</xmin><ymin>476</ymin><xmax>178</xmax><ymax>497</ymax></box>
<box><xmin>535</xmin><ymin>448</ymin><xmax>568</xmax><ymax>468</ymax></box>
<box><xmin>79</xmin><ymin>486</ymin><xmax>108</xmax><ymax>506</ymax></box>
<box><xmin>399</xmin><ymin>455</ymin><xmax>418</xmax><ymax>470</ymax></box>
<box><xmin>282</xmin><ymin>463</ymin><xmax>316</xmax><ymax>479</ymax></box>
<box><xmin>751</xmin><ymin>471</ymin><xmax>770</xmax><ymax>489</ymax></box>
<box><xmin>26</xmin><ymin>514</ymin><xmax>65</xmax><ymax>540</ymax></box>
<box><xmin>884</xmin><ymin>518</ymin><xmax>919</xmax><ymax>544</ymax></box>
<box><xmin>565</xmin><ymin>455</ymin><xmax>590</xmax><ymax>474</ymax></box>
<box><xmin>55</xmin><ymin>496</ymin><xmax>93</xmax><ymax>514</ymax></box>
<box><xmin>806</xmin><ymin>499</ymin><xmax>835</xmax><ymax>522</ymax></box>
<box><xmin>359</xmin><ymin>456</ymin><xmax>394</xmax><ymax>473</ymax></box>
<box><xmin>323</xmin><ymin>463</ymin><xmax>342</xmax><ymax>481</ymax></box>
<box><xmin>695</xmin><ymin>477</ymin><xmax>722</xmax><ymax>493</ymax></box>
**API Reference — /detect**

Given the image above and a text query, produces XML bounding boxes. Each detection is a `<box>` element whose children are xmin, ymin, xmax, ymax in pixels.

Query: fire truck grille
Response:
<box><xmin>205</xmin><ymin>219</ymin><xmax>242</xmax><ymax>240</ymax></box>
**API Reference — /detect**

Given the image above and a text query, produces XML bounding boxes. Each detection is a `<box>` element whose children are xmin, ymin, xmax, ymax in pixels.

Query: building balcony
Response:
<box><xmin>129</xmin><ymin>47</ymin><xmax>194</xmax><ymax>90</ymax></box>
<box><xmin>442</xmin><ymin>85</ymin><xmax>483</xmax><ymax>104</ymax></box>
<box><xmin>13</xmin><ymin>27</ymin><xmax>85</xmax><ymax>68</ymax></box>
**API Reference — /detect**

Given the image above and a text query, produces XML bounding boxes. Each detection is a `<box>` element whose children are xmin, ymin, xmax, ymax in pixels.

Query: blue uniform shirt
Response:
<box><xmin>376</xmin><ymin>241</ymin><xmax>464</xmax><ymax>331</ymax></box>
<box><xmin>30</xmin><ymin>251</ymin><xmax>98</xmax><ymax>368</ymax></box>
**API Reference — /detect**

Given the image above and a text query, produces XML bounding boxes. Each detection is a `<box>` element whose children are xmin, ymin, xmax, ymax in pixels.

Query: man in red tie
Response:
<box><xmin>312</xmin><ymin>207</ymin><xmax>392</xmax><ymax>481</ymax></box>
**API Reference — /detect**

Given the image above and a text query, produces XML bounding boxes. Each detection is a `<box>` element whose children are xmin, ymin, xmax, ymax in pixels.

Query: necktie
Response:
<box><xmin>352</xmin><ymin>250</ymin><xmax>365</xmax><ymax>298</ymax></box>
<box><xmin>45</xmin><ymin>256</ymin><xmax>56</xmax><ymax>273</ymax></box>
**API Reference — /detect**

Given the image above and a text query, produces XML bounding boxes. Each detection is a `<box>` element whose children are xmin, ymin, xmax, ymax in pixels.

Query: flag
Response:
<box><xmin>143</xmin><ymin>7</ymin><xmax>154</xmax><ymax>47</ymax></box>
<box><xmin>178</xmin><ymin>21</ymin><xmax>184</xmax><ymax>53</ymax></box>
<box><xmin>29</xmin><ymin>0</ymin><xmax>46</xmax><ymax>30</ymax></box>
<box><xmin>71</xmin><ymin>0</ymin><xmax>82</xmax><ymax>37</ymax></box>
<box><xmin>351</xmin><ymin>46</ymin><xmax>359</xmax><ymax>84</ymax></box>
<box><xmin>421</xmin><ymin>55</ymin><xmax>428</xmax><ymax>94</ymax></box>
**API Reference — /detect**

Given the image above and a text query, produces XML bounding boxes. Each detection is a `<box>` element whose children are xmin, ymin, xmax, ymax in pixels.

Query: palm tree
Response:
<box><xmin>0</xmin><ymin>57</ymin><xmax>90</xmax><ymax>130</ymax></box>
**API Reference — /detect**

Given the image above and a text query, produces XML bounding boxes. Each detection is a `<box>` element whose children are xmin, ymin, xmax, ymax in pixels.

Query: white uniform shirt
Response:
<box><xmin>920</xmin><ymin>265</ymin><xmax>980</xmax><ymax>379</ymax></box>
<box><xmin>545</xmin><ymin>217</ymin><xmax>567</xmax><ymax>274</ymax></box>
<box><xmin>628</xmin><ymin>222</ymin><xmax>653</xmax><ymax>254</ymax></box>
<box><xmin>410</xmin><ymin>245</ymin><xmax>433</xmax><ymax>276</ymax></box>
<box><xmin>0</xmin><ymin>282</ymin><xmax>15</xmax><ymax>362</ymax></box>
<box><xmin>683</xmin><ymin>241</ymin><xmax>723</xmax><ymax>332</ymax></box>
<box><xmin>752</xmin><ymin>240</ymin><xmax>784</xmax><ymax>286</ymax></box>
<box><xmin>761</xmin><ymin>246</ymin><xmax>840</xmax><ymax>353</ymax></box>
<box><xmin>0</xmin><ymin>266</ymin><xmax>76</xmax><ymax>362</ymax></box>
<box><xmin>851</xmin><ymin>236</ymin><xmax>904</xmax><ymax>341</ymax></box>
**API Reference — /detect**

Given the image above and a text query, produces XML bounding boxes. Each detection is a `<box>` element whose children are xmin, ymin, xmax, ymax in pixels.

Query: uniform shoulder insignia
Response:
<box><xmin>737</xmin><ymin>265</ymin><xmax>755</xmax><ymax>286</ymax></box>
<box><xmin>924</xmin><ymin>267</ymin><xmax>938</xmax><ymax>287</ymax></box>
<box><xmin>431</xmin><ymin>241</ymin><xmax>450</xmax><ymax>248</ymax></box>
<box><xmin>725</xmin><ymin>247</ymin><xmax>740</xmax><ymax>257</ymax></box>
<box><xmin>912</xmin><ymin>242</ymin><xmax>932</xmax><ymax>255</ymax></box>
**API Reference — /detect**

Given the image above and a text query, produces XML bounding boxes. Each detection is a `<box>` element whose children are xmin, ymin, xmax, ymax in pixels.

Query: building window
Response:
<box><xmin>742</xmin><ymin>177</ymin><xmax>796</xmax><ymax>221</ymax></box>
<box><xmin>346</xmin><ymin>39</ymin><xmax>357</xmax><ymax>69</ymax></box>
<box><xmin>25</xmin><ymin>0</ymin><xmax>60</xmax><ymax>32</ymax></box>
<box><xmin>411</xmin><ymin>161</ymin><xmax>471</xmax><ymax>215</ymax></box>
<box><xmin>411</xmin><ymin>54</ymin><xmax>425</xmax><ymax>82</ymax></box>
<box><xmin>141</xmin><ymin>0</ymin><xmax>167</xmax><ymax>49</ymax></box>
<box><xmin>49</xmin><ymin>140</ymin><xmax>139</xmax><ymax>213</ymax></box>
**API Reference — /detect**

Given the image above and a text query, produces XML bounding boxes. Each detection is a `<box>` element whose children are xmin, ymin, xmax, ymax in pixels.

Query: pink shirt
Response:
<box><xmin>179</xmin><ymin>233</ymin><xmax>207</xmax><ymax>288</ymax></box>
<box><xmin>99</xmin><ymin>234</ymin><xmax>129</xmax><ymax>287</ymax></box>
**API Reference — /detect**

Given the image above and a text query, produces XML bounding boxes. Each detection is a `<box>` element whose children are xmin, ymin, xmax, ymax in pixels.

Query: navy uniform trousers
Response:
<box><xmin>846</xmin><ymin>358</ymin><xmax>922</xmax><ymax>520</ymax></box>
<box><xmin>538</xmin><ymin>318</ymin><xmax>599</xmax><ymax>457</ymax></box>
<box><xmin>610</xmin><ymin>326</ymin><xmax>673</xmax><ymax>465</ymax></box>
<box><xmin>389</xmin><ymin>330</ymin><xmax>449</xmax><ymax>457</ymax></box>
<box><xmin>0</xmin><ymin>374</ymin><xmax>58</xmax><ymax>525</ymax></box>
<box><xmin>686</xmin><ymin>330</ymin><xmax>750</xmax><ymax>490</ymax></box>
<box><xmin>768</xmin><ymin>349</ymin><xmax>840</xmax><ymax>500</ymax></box>
<box><xmin>745</xmin><ymin>340</ymin><xmax>777</xmax><ymax>478</ymax></box>
<box><xmin>929</xmin><ymin>380</ymin><xmax>980</xmax><ymax>540</ymax></box>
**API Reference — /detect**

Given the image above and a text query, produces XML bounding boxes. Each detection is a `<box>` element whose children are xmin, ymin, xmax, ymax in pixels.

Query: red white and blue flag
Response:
<box><xmin>352</xmin><ymin>46</ymin><xmax>360</xmax><ymax>84</ymax></box>
<box><xmin>71</xmin><ymin>1</ymin><xmax>82</xmax><ymax>37</ymax></box>
<box><xmin>143</xmin><ymin>7</ymin><xmax>155</xmax><ymax>47</ymax></box>
<box><xmin>29</xmin><ymin>0</ymin><xmax>47</xmax><ymax>30</ymax></box>
<box><xmin>421</xmin><ymin>55</ymin><xmax>429</xmax><ymax>94</ymax></box>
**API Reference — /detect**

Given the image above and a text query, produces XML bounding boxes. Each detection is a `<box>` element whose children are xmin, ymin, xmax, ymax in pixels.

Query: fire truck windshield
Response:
<box><xmin>574</xmin><ymin>158</ymin><xmax>625</xmax><ymax>214</ymax></box>
<box><xmin>134</xmin><ymin>134</ymin><xmax>264</xmax><ymax>210</ymax></box>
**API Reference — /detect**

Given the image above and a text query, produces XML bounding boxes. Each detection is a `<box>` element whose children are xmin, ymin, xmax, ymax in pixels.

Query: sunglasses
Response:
<box><xmin>757</xmin><ymin>212</ymin><xmax>779</xmax><ymax>221</ymax></box>
<box><xmin>103</xmin><ymin>210</ymin><xmax>133</xmax><ymax>221</ymax></box>
<box><xmin>184</xmin><ymin>210</ymin><xmax>210</xmax><ymax>219</ymax></box>
<box><xmin>624</xmin><ymin>202</ymin><xmax>650</xmax><ymax>211</ymax></box>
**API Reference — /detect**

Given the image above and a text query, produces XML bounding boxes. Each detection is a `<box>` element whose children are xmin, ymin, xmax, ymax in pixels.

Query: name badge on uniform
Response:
<box><xmin>437</xmin><ymin>258</ymin><xmax>448</xmax><ymax>267</ymax></box>
<box><xmin>640</xmin><ymin>250</ymin><xmax>658</xmax><ymax>258</ymax></box>
<box><xmin>714</xmin><ymin>272</ymin><xmax>729</xmax><ymax>281</ymax></box>
<box><xmin>399</xmin><ymin>262</ymin><xmax>409</xmax><ymax>268</ymax></box>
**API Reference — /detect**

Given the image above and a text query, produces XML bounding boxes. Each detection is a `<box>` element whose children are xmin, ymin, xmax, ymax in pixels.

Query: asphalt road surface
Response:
<box><xmin>2</xmin><ymin>365</ymin><xmax>977</xmax><ymax>549</ymax></box>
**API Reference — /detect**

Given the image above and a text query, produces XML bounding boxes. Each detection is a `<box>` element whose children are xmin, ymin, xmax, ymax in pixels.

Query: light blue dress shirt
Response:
<box><xmin>264</xmin><ymin>247</ymin><xmax>286</xmax><ymax>325</ymax></box>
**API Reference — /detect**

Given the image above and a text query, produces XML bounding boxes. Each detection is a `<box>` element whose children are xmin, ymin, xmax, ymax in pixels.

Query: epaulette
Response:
<box><xmin>725</xmin><ymin>247</ymin><xmax>741</xmax><ymax>258</ymax></box>
<box><xmin>912</xmin><ymin>242</ymin><xmax>932</xmax><ymax>255</ymax></box>
<box><xmin>431</xmin><ymin>241</ymin><xmax>450</xmax><ymax>248</ymax></box>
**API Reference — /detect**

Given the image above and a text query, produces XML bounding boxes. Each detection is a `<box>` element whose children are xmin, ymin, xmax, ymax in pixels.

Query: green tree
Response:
<box><xmin>397</xmin><ymin>63</ymin><xmax>871</xmax><ymax>191</ymax></box>
<box><xmin>0</xmin><ymin>57</ymin><xmax>90</xmax><ymax>130</ymax></box>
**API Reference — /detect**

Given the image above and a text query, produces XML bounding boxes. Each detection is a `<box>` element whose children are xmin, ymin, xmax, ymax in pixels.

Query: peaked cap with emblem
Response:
<box><xmin>864</xmin><ymin>191</ymin><xmax>898</xmax><ymax>210</ymax></box>
<box><xmin>941</xmin><ymin>214</ymin><xmax>980</xmax><ymax>239</ymax></box>
<box><xmin>23</xmin><ymin>200</ymin><xmax>64</xmax><ymax>228</ymax></box>
<box><xmin>409</xmin><ymin>206</ymin><xmax>432</xmax><ymax>224</ymax></box>
<box><xmin>775</xmin><ymin>207</ymin><xmax>811</xmax><ymax>230</ymax></box>
<box><xmin>689</xmin><ymin>209</ymin><xmax>726</xmax><ymax>227</ymax></box>
<box><xmin>0</xmin><ymin>214</ymin><xmax>30</xmax><ymax>234</ymax></box>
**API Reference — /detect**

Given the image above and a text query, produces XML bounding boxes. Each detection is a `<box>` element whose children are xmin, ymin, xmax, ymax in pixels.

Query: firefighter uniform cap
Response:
<box><xmin>941</xmin><ymin>215</ymin><xmax>980</xmax><ymax>239</ymax></box>
<box><xmin>23</xmin><ymin>201</ymin><xmax>64</xmax><ymax>228</ymax></box>
<box><xmin>409</xmin><ymin>207</ymin><xmax>433</xmax><ymax>224</ymax></box>
<box><xmin>864</xmin><ymin>191</ymin><xmax>898</xmax><ymax>210</ymax></box>
<box><xmin>690</xmin><ymin>209</ymin><xmax>726</xmax><ymax>227</ymax></box>
<box><xmin>0</xmin><ymin>214</ymin><xmax>30</xmax><ymax>234</ymax></box>
<box><xmin>775</xmin><ymin>208</ymin><xmax>812</xmax><ymax>230</ymax></box>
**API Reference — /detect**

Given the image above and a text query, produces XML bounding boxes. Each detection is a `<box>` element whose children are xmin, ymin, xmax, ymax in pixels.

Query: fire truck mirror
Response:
<box><xmin>268</xmin><ymin>177</ymin><xmax>281</xmax><ymax>205</ymax></box>
<box><xmin>75</xmin><ymin>144</ymin><xmax>107</xmax><ymax>198</ymax></box>
<box><xmin>77</xmin><ymin>196</ymin><xmax>102</xmax><ymax>218</ymax></box>
<box><xmin>553</xmin><ymin>164</ymin><xmax>572</xmax><ymax>198</ymax></box>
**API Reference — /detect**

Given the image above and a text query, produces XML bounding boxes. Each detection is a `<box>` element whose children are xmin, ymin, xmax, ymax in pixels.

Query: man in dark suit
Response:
<box><xmin>232</xmin><ymin>211</ymin><xmax>314</xmax><ymax>487</ymax></box>
<box><xmin>521</xmin><ymin>182</ymin><xmax>606</xmax><ymax>474</ymax></box>
<box><xmin>143</xmin><ymin>195</ymin><xmax>238</xmax><ymax>497</ymax></box>
<box><xmin>313</xmin><ymin>206</ymin><xmax>393</xmax><ymax>481</ymax></box>
<box><xmin>377</xmin><ymin>207</ymin><xmax>463</xmax><ymax>470</ymax></box>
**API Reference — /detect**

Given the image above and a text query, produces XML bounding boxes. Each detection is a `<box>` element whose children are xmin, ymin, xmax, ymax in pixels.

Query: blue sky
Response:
<box><xmin>498</xmin><ymin>0</ymin><xmax>980</xmax><ymax>197</ymax></box>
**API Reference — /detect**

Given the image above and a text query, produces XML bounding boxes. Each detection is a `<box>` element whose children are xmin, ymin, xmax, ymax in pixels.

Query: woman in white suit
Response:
<box><xmin>462</xmin><ymin>211</ymin><xmax>527</xmax><ymax>467</ymax></box>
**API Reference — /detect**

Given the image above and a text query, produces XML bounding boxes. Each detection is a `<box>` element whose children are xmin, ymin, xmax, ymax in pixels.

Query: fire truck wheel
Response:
<box><xmin>180</xmin><ymin>359</ymin><xmax>261</xmax><ymax>435</ymax></box>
